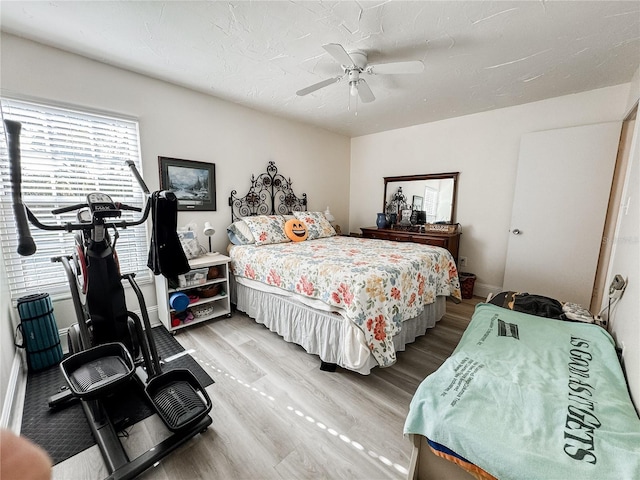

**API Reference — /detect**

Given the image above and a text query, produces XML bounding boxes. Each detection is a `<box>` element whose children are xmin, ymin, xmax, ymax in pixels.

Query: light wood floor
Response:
<box><xmin>52</xmin><ymin>297</ymin><xmax>480</xmax><ymax>480</ymax></box>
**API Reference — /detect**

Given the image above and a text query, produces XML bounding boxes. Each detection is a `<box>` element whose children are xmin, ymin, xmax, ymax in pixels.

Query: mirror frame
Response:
<box><xmin>383</xmin><ymin>172</ymin><xmax>459</xmax><ymax>224</ymax></box>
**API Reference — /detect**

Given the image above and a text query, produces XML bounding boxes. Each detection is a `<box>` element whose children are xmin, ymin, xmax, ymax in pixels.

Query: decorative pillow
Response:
<box><xmin>293</xmin><ymin>211</ymin><xmax>336</xmax><ymax>240</ymax></box>
<box><xmin>284</xmin><ymin>218</ymin><xmax>308</xmax><ymax>242</ymax></box>
<box><xmin>227</xmin><ymin>220</ymin><xmax>255</xmax><ymax>245</ymax></box>
<box><xmin>242</xmin><ymin>215</ymin><xmax>290</xmax><ymax>246</ymax></box>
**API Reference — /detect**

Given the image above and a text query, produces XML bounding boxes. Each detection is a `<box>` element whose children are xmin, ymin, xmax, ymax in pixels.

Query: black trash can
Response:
<box><xmin>459</xmin><ymin>272</ymin><xmax>476</xmax><ymax>300</ymax></box>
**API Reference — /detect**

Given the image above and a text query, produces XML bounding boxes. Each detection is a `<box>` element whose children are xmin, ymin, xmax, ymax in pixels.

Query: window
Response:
<box><xmin>423</xmin><ymin>186</ymin><xmax>438</xmax><ymax>223</ymax></box>
<box><xmin>0</xmin><ymin>98</ymin><xmax>150</xmax><ymax>300</ymax></box>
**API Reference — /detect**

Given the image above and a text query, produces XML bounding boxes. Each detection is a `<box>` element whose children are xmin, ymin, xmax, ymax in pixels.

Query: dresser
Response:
<box><xmin>360</xmin><ymin>226</ymin><xmax>460</xmax><ymax>263</ymax></box>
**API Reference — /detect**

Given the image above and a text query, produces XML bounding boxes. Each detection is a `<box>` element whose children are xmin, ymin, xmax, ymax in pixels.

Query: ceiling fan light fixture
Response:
<box><xmin>349</xmin><ymin>82</ymin><xmax>358</xmax><ymax>97</ymax></box>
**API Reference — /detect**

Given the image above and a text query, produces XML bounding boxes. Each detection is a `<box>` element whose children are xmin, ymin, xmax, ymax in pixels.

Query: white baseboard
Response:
<box><xmin>59</xmin><ymin>306</ymin><xmax>159</xmax><ymax>354</ymax></box>
<box><xmin>140</xmin><ymin>305</ymin><xmax>160</xmax><ymax>327</ymax></box>
<box><xmin>1</xmin><ymin>351</ymin><xmax>26</xmax><ymax>433</ymax></box>
<box><xmin>473</xmin><ymin>282</ymin><xmax>502</xmax><ymax>301</ymax></box>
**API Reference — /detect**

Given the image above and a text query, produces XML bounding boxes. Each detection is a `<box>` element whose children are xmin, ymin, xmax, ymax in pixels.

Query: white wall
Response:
<box><xmin>350</xmin><ymin>84</ymin><xmax>631</xmax><ymax>297</ymax></box>
<box><xmin>0</xmin><ymin>34</ymin><xmax>350</xmax><ymax>331</ymax></box>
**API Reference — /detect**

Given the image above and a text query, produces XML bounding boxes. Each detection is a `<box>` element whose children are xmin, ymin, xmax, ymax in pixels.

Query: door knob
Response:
<box><xmin>512</xmin><ymin>229</ymin><xmax>522</xmax><ymax>235</ymax></box>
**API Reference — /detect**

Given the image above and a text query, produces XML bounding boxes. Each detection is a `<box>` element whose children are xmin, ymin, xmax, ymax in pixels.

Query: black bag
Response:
<box><xmin>488</xmin><ymin>291</ymin><xmax>565</xmax><ymax>319</ymax></box>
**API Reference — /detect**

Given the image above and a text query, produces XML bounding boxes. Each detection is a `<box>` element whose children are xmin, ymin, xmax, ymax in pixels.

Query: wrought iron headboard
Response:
<box><xmin>228</xmin><ymin>161</ymin><xmax>307</xmax><ymax>222</ymax></box>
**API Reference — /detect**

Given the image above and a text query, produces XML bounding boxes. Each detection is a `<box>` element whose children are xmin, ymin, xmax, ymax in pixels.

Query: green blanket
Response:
<box><xmin>404</xmin><ymin>303</ymin><xmax>640</xmax><ymax>479</ymax></box>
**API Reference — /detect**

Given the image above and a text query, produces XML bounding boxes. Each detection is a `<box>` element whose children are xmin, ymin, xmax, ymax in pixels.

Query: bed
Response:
<box><xmin>227</xmin><ymin>162</ymin><xmax>462</xmax><ymax>374</ymax></box>
<box><xmin>404</xmin><ymin>299</ymin><xmax>640</xmax><ymax>479</ymax></box>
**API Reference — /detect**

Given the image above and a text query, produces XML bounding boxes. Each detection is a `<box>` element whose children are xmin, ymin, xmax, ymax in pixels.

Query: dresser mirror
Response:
<box><xmin>383</xmin><ymin>172</ymin><xmax>459</xmax><ymax>225</ymax></box>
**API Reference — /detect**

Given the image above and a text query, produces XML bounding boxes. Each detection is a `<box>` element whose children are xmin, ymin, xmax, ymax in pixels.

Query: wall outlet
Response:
<box><xmin>608</xmin><ymin>274</ymin><xmax>627</xmax><ymax>300</ymax></box>
<box><xmin>459</xmin><ymin>256</ymin><xmax>468</xmax><ymax>268</ymax></box>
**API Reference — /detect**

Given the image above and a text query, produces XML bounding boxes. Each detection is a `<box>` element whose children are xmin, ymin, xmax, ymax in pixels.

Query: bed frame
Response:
<box><xmin>227</xmin><ymin>162</ymin><xmax>448</xmax><ymax>373</ymax></box>
<box><xmin>407</xmin><ymin>434</ymin><xmax>477</xmax><ymax>480</ymax></box>
<box><xmin>228</xmin><ymin>161</ymin><xmax>306</xmax><ymax>222</ymax></box>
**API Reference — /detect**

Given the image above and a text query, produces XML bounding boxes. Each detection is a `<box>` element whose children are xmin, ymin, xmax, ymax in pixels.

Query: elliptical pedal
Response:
<box><xmin>145</xmin><ymin>369</ymin><xmax>212</xmax><ymax>432</ymax></box>
<box><xmin>60</xmin><ymin>343</ymin><xmax>135</xmax><ymax>400</ymax></box>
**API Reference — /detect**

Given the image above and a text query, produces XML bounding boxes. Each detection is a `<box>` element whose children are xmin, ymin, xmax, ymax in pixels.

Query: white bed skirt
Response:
<box><xmin>231</xmin><ymin>278</ymin><xmax>446</xmax><ymax>375</ymax></box>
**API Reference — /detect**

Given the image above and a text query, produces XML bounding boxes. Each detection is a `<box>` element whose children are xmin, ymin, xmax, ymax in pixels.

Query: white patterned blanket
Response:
<box><xmin>229</xmin><ymin>236</ymin><xmax>461</xmax><ymax>367</ymax></box>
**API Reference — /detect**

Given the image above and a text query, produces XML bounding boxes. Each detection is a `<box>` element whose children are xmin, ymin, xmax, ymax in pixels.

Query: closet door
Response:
<box><xmin>503</xmin><ymin>122</ymin><xmax>621</xmax><ymax>306</ymax></box>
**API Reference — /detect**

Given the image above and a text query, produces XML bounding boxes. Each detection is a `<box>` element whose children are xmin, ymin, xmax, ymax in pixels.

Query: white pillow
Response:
<box><xmin>241</xmin><ymin>215</ymin><xmax>290</xmax><ymax>246</ymax></box>
<box><xmin>227</xmin><ymin>220</ymin><xmax>255</xmax><ymax>245</ymax></box>
<box><xmin>292</xmin><ymin>211</ymin><xmax>336</xmax><ymax>240</ymax></box>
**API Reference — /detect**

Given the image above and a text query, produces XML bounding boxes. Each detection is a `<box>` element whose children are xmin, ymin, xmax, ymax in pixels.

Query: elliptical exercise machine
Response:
<box><xmin>5</xmin><ymin>119</ymin><xmax>212</xmax><ymax>480</ymax></box>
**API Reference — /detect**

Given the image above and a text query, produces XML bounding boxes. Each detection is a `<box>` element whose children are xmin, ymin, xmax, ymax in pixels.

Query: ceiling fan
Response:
<box><xmin>296</xmin><ymin>43</ymin><xmax>424</xmax><ymax>103</ymax></box>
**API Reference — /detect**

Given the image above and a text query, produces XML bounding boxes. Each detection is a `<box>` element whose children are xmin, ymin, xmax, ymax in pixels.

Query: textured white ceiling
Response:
<box><xmin>1</xmin><ymin>1</ymin><xmax>639</xmax><ymax>137</ymax></box>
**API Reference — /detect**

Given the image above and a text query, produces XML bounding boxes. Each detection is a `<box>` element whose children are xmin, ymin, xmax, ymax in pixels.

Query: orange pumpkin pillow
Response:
<box><xmin>284</xmin><ymin>218</ymin><xmax>308</xmax><ymax>242</ymax></box>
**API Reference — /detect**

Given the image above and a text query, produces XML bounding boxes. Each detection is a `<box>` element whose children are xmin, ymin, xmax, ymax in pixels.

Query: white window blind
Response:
<box><xmin>0</xmin><ymin>98</ymin><xmax>150</xmax><ymax>300</ymax></box>
<box><xmin>423</xmin><ymin>186</ymin><xmax>438</xmax><ymax>223</ymax></box>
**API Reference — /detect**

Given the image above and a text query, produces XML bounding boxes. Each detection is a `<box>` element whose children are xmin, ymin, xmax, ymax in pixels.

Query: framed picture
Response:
<box><xmin>412</xmin><ymin>195</ymin><xmax>423</xmax><ymax>211</ymax></box>
<box><xmin>400</xmin><ymin>208</ymin><xmax>413</xmax><ymax>226</ymax></box>
<box><xmin>159</xmin><ymin>157</ymin><xmax>216</xmax><ymax>211</ymax></box>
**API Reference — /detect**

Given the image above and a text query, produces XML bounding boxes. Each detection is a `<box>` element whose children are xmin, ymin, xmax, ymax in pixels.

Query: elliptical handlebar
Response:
<box><xmin>4</xmin><ymin>119</ymin><xmax>152</xmax><ymax>255</ymax></box>
<box><xmin>51</xmin><ymin>203</ymin><xmax>89</xmax><ymax>215</ymax></box>
<box><xmin>116</xmin><ymin>203</ymin><xmax>142</xmax><ymax>213</ymax></box>
<box><xmin>126</xmin><ymin>159</ymin><xmax>150</xmax><ymax>195</ymax></box>
<box><xmin>5</xmin><ymin>120</ymin><xmax>37</xmax><ymax>256</ymax></box>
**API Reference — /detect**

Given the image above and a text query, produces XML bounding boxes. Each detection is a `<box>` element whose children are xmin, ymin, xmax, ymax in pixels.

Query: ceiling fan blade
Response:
<box><xmin>322</xmin><ymin>43</ymin><xmax>355</xmax><ymax>66</ymax></box>
<box><xmin>296</xmin><ymin>76</ymin><xmax>341</xmax><ymax>96</ymax></box>
<box><xmin>357</xmin><ymin>79</ymin><xmax>375</xmax><ymax>103</ymax></box>
<box><xmin>367</xmin><ymin>60</ymin><xmax>424</xmax><ymax>74</ymax></box>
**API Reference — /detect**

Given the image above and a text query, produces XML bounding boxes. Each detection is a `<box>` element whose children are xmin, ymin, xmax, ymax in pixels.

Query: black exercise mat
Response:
<box><xmin>20</xmin><ymin>326</ymin><xmax>214</xmax><ymax>465</ymax></box>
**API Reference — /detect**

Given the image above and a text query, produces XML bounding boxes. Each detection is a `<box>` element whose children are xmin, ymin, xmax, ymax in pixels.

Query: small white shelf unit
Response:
<box><xmin>155</xmin><ymin>253</ymin><xmax>232</xmax><ymax>333</ymax></box>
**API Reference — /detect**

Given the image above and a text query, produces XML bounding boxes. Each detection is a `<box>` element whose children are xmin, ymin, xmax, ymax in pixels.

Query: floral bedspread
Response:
<box><xmin>229</xmin><ymin>236</ymin><xmax>461</xmax><ymax>367</ymax></box>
